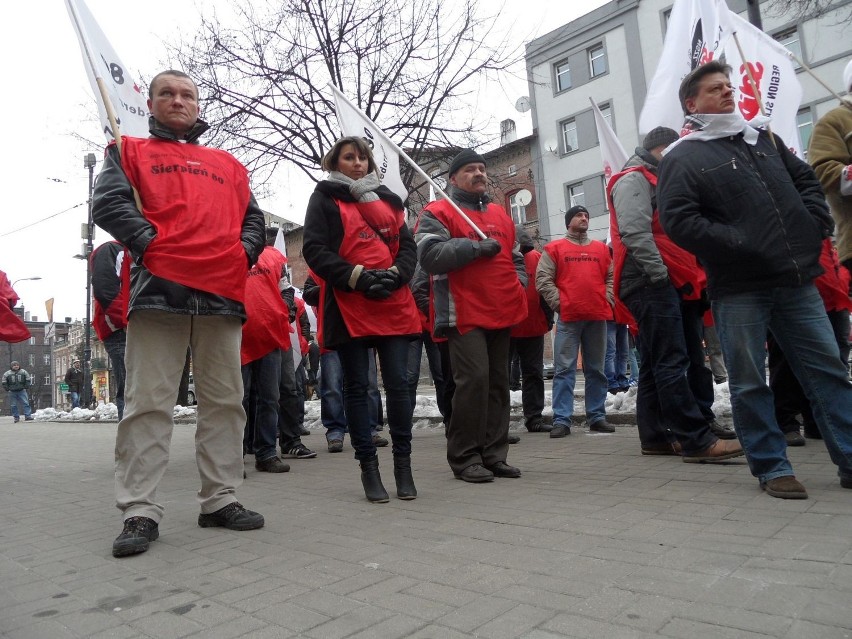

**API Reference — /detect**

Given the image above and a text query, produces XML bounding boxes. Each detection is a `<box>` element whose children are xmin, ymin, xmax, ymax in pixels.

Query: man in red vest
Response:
<box><xmin>609</xmin><ymin>126</ymin><xmax>741</xmax><ymax>462</ymax></box>
<box><xmin>93</xmin><ymin>70</ymin><xmax>267</xmax><ymax>557</ymax></box>
<box><xmin>416</xmin><ymin>149</ymin><xmax>528</xmax><ymax>483</ymax></box>
<box><xmin>536</xmin><ymin>205</ymin><xmax>615</xmax><ymax>437</ymax></box>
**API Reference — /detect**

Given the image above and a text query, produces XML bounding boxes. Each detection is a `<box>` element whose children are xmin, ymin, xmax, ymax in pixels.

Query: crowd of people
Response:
<box><xmin>71</xmin><ymin>59</ymin><xmax>852</xmax><ymax>558</ymax></box>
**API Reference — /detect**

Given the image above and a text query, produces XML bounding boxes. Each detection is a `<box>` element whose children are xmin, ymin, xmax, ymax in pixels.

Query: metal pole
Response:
<box><xmin>83</xmin><ymin>154</ymin><xmax>97</xmax><ymax>410</ymax></box>
<box><xmin>746</xmin><ymin>0</ymin><xmax>763</xmax><ymax>29</ymax></box>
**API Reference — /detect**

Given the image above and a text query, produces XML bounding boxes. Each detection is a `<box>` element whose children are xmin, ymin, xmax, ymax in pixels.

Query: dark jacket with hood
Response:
<box><xmin>92</xmin><ymin>117</ymin><xmax>266</xmax><ymax>319</ymax></box>
<box><xmin>658</xmin><ymin>130</ymin><xmax>833</xmax><ymax>298</ymax></box>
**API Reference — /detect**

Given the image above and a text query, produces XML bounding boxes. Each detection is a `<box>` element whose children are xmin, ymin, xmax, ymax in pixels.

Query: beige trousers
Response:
<box><xmin>115</xmin><ymin>310</ymin><xmax>246</xmax><ymax>522</ymax></box>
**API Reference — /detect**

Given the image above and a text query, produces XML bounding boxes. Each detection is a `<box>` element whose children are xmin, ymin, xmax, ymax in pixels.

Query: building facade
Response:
<box><xmin>526</xmin><ymin>0</ymin><xmax>852</xmax><ymax>241</ymax></box>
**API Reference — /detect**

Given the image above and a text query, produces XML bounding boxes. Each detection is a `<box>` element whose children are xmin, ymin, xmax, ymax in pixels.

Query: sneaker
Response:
<box><xmin>198</xmin><ymin>502</ymin><xmax>264</xmax><ymax>530</ymax></box>
<box><xmin>372</xmin><ymin>434</ymin><xmax>389</xmax><ymax>447</ymax></box>
<box><xmin>761</xmin><ymin>476</ymin><xmax>808</xmax><ymax>499</ymax></box>
<box><xmin>13</xmin><ymin>417</ymin><xmax>19</xmax><ymax>423</ymax></box>
<box><xmin>327</xmin><ymin>439</ymin><xmax>344</xmax><ymax>453</ymax></box>
<box><xmin>840</xmin><ymin>475</ymin><xmax>852</xmax><ymax>489</ymax></box>
<box><xmin>299</xmin><ymin>426</ymin><xmax>311</xmax><ymax>436</ymax></box>
<box><xmin>24</xmin><ymin>416</ymin><xmax>33</xmax><ymax>421</ymax></box>
<box><xmin>550</xmin><ymin>424</ymin><xmax>571</xmax><ymax>438</ymax></box>
<box><xmin>112</xmin><ymin>516</ymin><xmax>159</xmax><ymax>557</ymax></box>
<box><xmin>255</xmin><ymin>456</ymin><xmax>290</xmax><ymax>473</ymax></box>
<box><xmin>708</xmin><ymin>420</ymin><xmax>737</xmax><ymax>440</ymax></box>
<box><xmin>283</xmin><ymin>443</ymin><xmax>317</xmax><ymax>459</ymax></box>
<box><xmin>508</xmin><ymin>433</ymin><xmax>520</xmax><ymax>444</ymax></box>
<box><xmin>784</xmin><ymin>431</ymin><xmax>806</xmax><ymax>447</ymax></box>
<box><xmin>589</xmin><ymin>420</ymin><xmax>615</xmax><ymax>433</ymax></box>
<box><xmin>526</xmin><ymin>419</ymin><xmax>552</xmax><ymax>433</ymax></box>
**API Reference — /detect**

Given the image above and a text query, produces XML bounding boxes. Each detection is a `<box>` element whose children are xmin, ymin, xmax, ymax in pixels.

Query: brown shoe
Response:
<box><xmin>761</xmin><ymin>476</ymin><xmax>808</xmax><ymax>499</ymax></box>
<box><xmin>682</xmin><ymin>438</ymin><xmax>744</xmax><ymax>463</ymax></box>
<box><xmin>641</xmin><ymin>441</ymin><xmax>683</xmax><ymax>456</ymax></box>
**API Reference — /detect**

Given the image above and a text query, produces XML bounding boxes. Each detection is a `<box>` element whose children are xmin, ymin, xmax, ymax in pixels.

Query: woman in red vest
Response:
<box><xmin>303</xmin><ymin>137</ymin><xmax>421</xmax><ymax>503</ymax></box>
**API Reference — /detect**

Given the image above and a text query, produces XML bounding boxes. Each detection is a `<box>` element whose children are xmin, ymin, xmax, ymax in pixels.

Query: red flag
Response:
<box><xmin>0</xmin><ymin>271</ymin><xmax>31</xmax><ymax>343</ymax></box>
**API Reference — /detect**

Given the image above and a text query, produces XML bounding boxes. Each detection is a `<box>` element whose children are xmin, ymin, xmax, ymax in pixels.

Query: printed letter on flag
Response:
<box><xmin>724</xmin><ymin>11</ymin><xmax>804</xmax><ymax>157</ymax></box>
<box><xmin>640</xmin><ymin>0</ymin><xmax>731</xmax><ymax>133</ymax></box>
<box><xmin>66</xmin><ymin>0</ymin><xmax>149</xmax><ymax>141</ymax></box>
<box><xmin>330</xmin><ymin>85</ymin><xmax>408</xmax><ymax>202</ymax></box>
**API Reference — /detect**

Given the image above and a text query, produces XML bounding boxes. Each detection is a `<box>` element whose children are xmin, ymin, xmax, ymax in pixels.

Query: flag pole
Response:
<box><xmin>330</xmin><ymin>85</ymin><xmax>486</xmax><ymax>239</ymax></box>
<box><xmin>785</xmin><ymin>50</ymin><xmax>852</xmax><ymax>106</ymax></box>
<box><xmin>731</xmin><ymin>31</ymin><xmax>777</xmax><ymax>149</ymax></box>
<box><xmin>66</xmin><ymin>0</ymin><xmax>123</xmax><ymax>154</ymax></box>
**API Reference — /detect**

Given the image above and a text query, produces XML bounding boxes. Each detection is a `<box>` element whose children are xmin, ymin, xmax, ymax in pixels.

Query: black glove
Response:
<box><xmin>476</xmin><ymin>238</ymin><xmax>502</xmax><ymax>258</ymax></box>
<box><xmin>373</xmin><ymin>269</ymin><xmax>402</xmax><ymax>291</ymax></box>
<box><xmin>355</xmin><ymin>270</ymin><xmax>392</xmax><ymax>300</ymax></box>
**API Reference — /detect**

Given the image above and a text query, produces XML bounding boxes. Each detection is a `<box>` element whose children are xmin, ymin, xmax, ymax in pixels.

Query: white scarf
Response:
<box><xmin>663</xmin><ymin>113</ymin><xmax>772</xmax><ymax>155</ymax></box>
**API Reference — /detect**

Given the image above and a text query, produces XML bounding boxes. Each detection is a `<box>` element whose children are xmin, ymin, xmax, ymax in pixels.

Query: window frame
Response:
<box><xmin>508</xmin><ymin>191</ymin><xmax>527</xmax><ymax>225</ymax></box>
<box><xmin>561</xmin><ymin>118</ymin><xmax>579</xmax><ymax>154</ymax></box>
<box><xmin>588</xmin><ymin>44</ymin><xmax>607</xmax><ymax>78</ymax></box>
<box><xmin>555</xmin><ymin>60</ymin><xmax>572</xmax><ymax>93</ymax></box>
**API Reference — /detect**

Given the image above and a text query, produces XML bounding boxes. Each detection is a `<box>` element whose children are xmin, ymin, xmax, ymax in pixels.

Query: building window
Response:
<box><xmin>601</xmin><ymin>176</ymin><xmax>609</xmax><ymax>208</ymax></box>
<box><xmin>509</xmin><ymin>192</ymin><xmax>527</xmax><ymax>224</ymax></box>
<box><xmin>43</xmin><ymin>375</ymin><xmax>51</xmax><ymax>385</ymax></box>
<box><xmin>774</xmin><ymin>27</ymin><xmax>802</xmax><ymax>67</ymax></box>
<box><xmin>796</xmin><ymin>108</ymin><xmax>813</xmax><ymax>157</ymax></box>
<box><xmin>43</xmin><ymin>354</ymin><xmax>50</xmax><ymax>366</ymax></box>
<box><xmin>568</xmin><ymin>183</ymin><xmax>585</xmax><ymax>208</ymax></box>
<box><xmin>29</xmin><ymin>354</ymin><xmax>34</xmax><ymax>366</ymax></box>
<box><xmin>598</xmin><ymin>103</ymin><xmax>614</xmax><ymax>139</ymax></box>
<box><xmin>589</xmin><ymin>44</ymin><xmax>607</xmax><ymax>77</ymax></box>
<box><xmin>508</xmin><ymin>164</ymin><xmax>517</xmax><ymax>177</ymax></box>
<box><xmin>29</xmin><ymin>336</ymin><xmax>35</xmax><ymax>345</ymax></box>
<box><xmin>662</xmin><ymin>8</ymin><xmax>672</xmax><ymax>37</ymax></box>
<box><xmin>555</xmin><ymin>60</ymin><xmax>571</xmax><ymax>92</ymax></box>
<box><xmin>562</xmin><ymin>118</ymin><xmax>578</xmax><ymax>153</ymax></box>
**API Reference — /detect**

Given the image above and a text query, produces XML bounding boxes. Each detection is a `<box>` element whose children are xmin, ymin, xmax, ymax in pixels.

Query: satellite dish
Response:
<box><xmin>515</xmin><ymin>96</ymin><xmax>531</xmax><ymax>113</ymax></box>
<box><xmin>515</xmin><ymin>189</ymin><xmax>533</xmax><ymax>206</ymax></box>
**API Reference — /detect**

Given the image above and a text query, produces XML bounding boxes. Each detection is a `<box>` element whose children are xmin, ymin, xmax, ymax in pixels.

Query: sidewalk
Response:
<box><xmin>1</xmin><ymin>415</ymin><xmax>851</xmax><ymax>638</ymax></box>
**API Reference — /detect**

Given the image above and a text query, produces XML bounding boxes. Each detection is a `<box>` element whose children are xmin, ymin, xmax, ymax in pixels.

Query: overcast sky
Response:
<box><xmin>1</xmin><ymin>0</ymin><xmax>608</xmax><ymax>322</ymax></box>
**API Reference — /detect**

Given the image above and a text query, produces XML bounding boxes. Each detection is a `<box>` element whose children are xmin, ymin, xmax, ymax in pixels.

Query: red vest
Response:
<box><xmin>815</xmin><ymin>239</ymin><xmax>852</xmax><ymax>313</ymax></box>
<box><xmin>607</xmin><ymin>165</ymin><xmax>706</xmax><ymax>310</ymax></box>
<box><xmin>543</xmin><ymin>239</ymin><xmax>612</xmax><ymax>322</ymax></box>
<box><xmin>328</xmin><ymin>199</ymin><xmax>420</xmax><ymax>339</ymax></box>
<box><xmin>426</xmin><ymin>199</ymin><xmax>527</xmax><ymax>334</ymax></box>
<box><xmin>294</xmin><ymin>297</ymin><xmax>310</xmax><ymax>354</ymax></box>
<box><xmin>511</xmin><ymin>249</ymin><xmax>550</xmax><ymax>337</ymax></box>
<box><xmin>91</xmin><ymin>241</ymin><xmax>130</xmax><ymax>341</ymax></box>
<box><xmin>119</xmin><ymin>136</ymin><xmax>252</xmax><ymax>302</ymax></box>
<box><xmin>241</xmin><ymin>247</ymin><xmax>292</xmax><ymax>365</ymax></box>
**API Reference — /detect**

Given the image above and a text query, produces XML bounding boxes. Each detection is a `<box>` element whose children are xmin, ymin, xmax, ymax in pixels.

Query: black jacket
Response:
<box><xmin>658</xmin><ymin>131</ymin><xmax>832</xmax><ymax>298</ymax></box>
<box><xmin>92</xmin><ymin>117</ymin><xmax>266</xmax><ymax>319</ymax></box>
<box><xmin>302</xmin><ymin>180</ymin><xmax>416</xmax><ymax>348</ymax></box>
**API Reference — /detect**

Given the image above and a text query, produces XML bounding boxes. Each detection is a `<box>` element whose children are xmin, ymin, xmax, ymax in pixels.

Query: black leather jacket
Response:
<box><xmin>92</xmin><ymin>117</ymin><xmax>266</xmax><ymax>318</ymax></box>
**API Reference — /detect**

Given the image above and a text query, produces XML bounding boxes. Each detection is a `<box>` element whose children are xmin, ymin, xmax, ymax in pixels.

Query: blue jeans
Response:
<box><xmin>320</xmin><ymin>350</ymin><xmax>382</xmax><ymax>442</ymax></box>
<box><xmin>337</xmin><ymin>337</ymin><xmax>413</xmax><ymax>461</ymax></box>
<box><xmin>104</xmin><ymin>330</ymin><xmax>127</xmax><ymax>420</ymax></box>
<box><xmin>70</xmin><ymin>391</ymin><xmax>80</xmax><ymax>409</ymax></box>
<box><xmin>713</xmin><ymin>285</ymin><xmax>852</xmax><ymax>483</ymax></box>
<box><xmin>624</xmin><ymin>284</ymin><xmax>716</xmax><ymax>454</ymax></box>
<box><xmin>8</xmin><ymin>389</ymin><xmax>31</xmax><ymax>419</ymax></box>
<box><xmin>241</xmin><ymin>349</ymin><xmax>281</xmax><ymax>462</ymax></box>
<box><xmin>605</xmin><ymin>321</ymin><xmax>630</xmax><ymax>391</ymax></box>
<box><xmin>552</xmin><ymin>319</ymin><xmax>607</xmax><ymax>426</ymax></box>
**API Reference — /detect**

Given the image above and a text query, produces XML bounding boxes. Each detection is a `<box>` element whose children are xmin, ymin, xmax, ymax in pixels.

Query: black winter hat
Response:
<box><xmin>448</xmin><ymin>148</ymin><xmax>487</xmax><ymax>177</ymax></box>
<box><xmin>565</xmin><ymin>205</ymin><xmax>589</xmax><ymax>228</ymax></box>
<box><xmin>642</xmin><ymin>126</ymin><xmax>679</xmax><ymax>151</ymax></box>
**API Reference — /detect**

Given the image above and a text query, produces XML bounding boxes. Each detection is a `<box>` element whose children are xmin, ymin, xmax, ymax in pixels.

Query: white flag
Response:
<box><xmin>639</xmin><ymin>0</ymin><xmax>731</xmax><ymax>134</ymax></box>
<box><xmin>330</xmin><ymin>84</ymin><xmax>408</xmax><ymax>202</ymax></box>
<box><xmin>274</xmin><ymin>227</ymin><xmax>287</xmax><ymax>260</ymax></box>
<box><xmin>66</xmin><ymin>0</ymin><xmax>149</xmax><ymax>140</ymax></box>
<box><xmin>724</xmin><ymin>11</ymin><xmax>804</xmax><ymax>157</ymax></box>
<box><xmin>589</xmin><ymin>98</ymin><xmax>629</xmax><ymax>187</ymax></box>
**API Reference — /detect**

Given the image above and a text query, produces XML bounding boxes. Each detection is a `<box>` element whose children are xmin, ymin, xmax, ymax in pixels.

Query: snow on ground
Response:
<box><xmin>30</xmin><ymin>381</ymin><xmax>733</xmax><ymax>426</ymax></box>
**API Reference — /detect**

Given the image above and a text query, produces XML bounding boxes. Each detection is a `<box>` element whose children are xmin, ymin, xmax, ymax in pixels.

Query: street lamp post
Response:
<box><xmin>8</xmin><ymin>277</ymin><xmax>42</xmax><ymax>366</ymax></box>
<box><xmin>82</xmin><ymin>153</ymin><xmax>97</xmax><ymax>410</ymax></box>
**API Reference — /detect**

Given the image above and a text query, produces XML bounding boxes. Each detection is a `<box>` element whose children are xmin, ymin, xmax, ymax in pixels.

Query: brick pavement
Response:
<box><xmin>1</xmin><ymin>415</ymin><xmax>851</xmax><ymax>638</ymax></box>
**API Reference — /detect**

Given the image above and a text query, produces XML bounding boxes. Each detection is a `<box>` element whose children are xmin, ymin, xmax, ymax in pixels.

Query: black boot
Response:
<box><xmin>393</xmin><ymin>454</ymin><xmax>417</xmax><ymax>500</ymax></box>
<box><xmin>359</xmin><ymin>455</ymin><xmax>389</xmax><ymax>503</ymax></box>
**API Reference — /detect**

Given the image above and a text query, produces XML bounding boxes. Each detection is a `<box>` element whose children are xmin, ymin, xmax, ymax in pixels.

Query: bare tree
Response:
<box><xmin>170</xmin><ymin>0</ymin><xmax>520</xmax><ymax>201</ymax></box>
<box><xmin>766</xmin><ymin>0</ymin><xmax>852</xmax><ymax>23</ymax></box>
